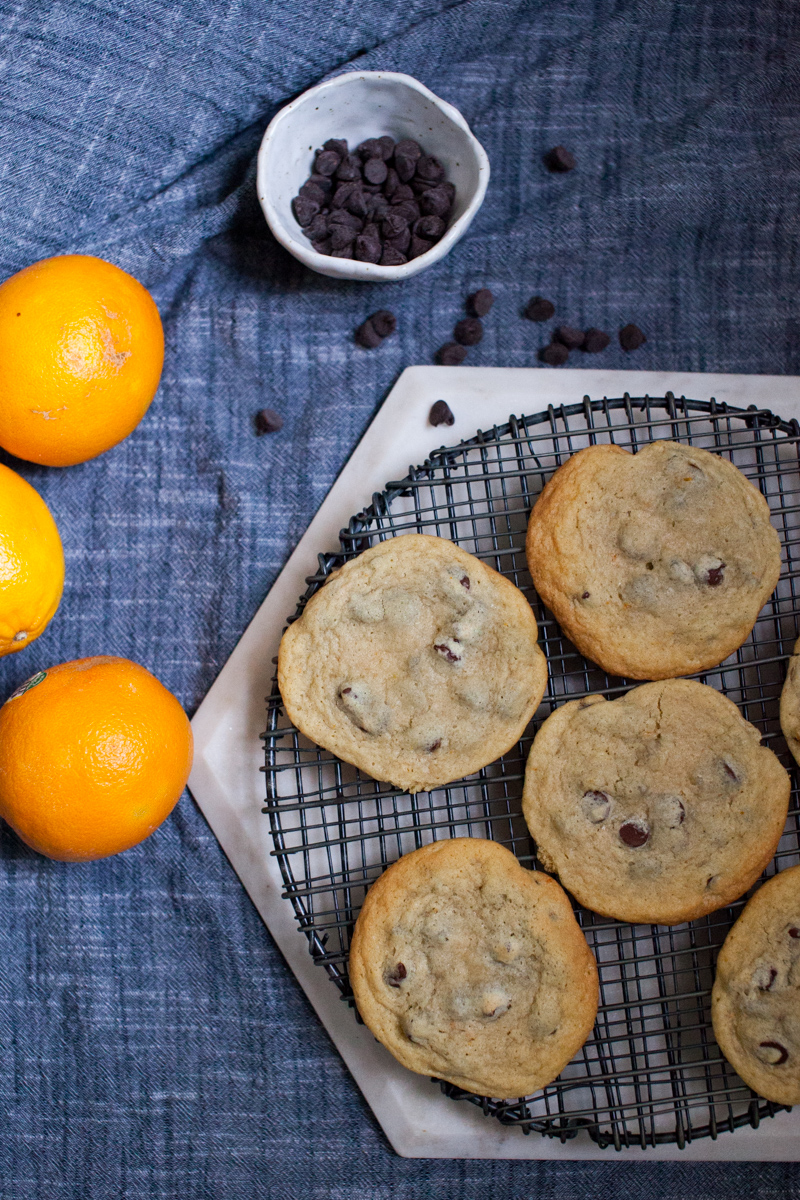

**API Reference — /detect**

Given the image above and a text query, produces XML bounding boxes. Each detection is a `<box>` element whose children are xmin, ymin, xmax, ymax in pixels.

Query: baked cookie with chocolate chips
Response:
<box><xmin>278</xmin><ymin>534</ymin><xmax>548</xmax><ymax>793</ymax></box>
<box><xmin>526</xmin><ymin>441</ymin><xmax>781</xmax><ymax>680</ymax></box>
<box><xmin>779</xmin><ymin>635</ymin><xmax>800</xmax><ymax>767</ymax></box>
<box><xmin>349</xmin><ymin>837</ymin><xmax>599</xmax><ymax>1097</ymax></box>
<box><xmin>712</xmin><ymin>865</ymin><xmax>800</xmax><ymax>1106</ymax></box>
<box><xmin>522</xmin><ymin>679</ymin><xmax>790</xmax><ymax>925</ymax></box>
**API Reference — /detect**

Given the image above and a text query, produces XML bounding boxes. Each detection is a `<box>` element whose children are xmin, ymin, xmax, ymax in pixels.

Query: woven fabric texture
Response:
<box><xmin>2</xmin><ymin>0</ymin><xmax>800</xmax><ymax>1195</ymax></box>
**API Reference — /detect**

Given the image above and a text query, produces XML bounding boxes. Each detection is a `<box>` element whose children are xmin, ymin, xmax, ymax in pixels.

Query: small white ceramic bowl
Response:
<box><xmin>257</xmin><ymin>71</ymin><xmax>490</xmax><ymax>282</ymax></box>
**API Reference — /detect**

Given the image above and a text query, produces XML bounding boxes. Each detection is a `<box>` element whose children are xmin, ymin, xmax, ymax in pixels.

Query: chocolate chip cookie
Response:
<box><xmin>522</xmin><ymin>679</ymin><xmax>790</xmax><ymax>925</ymax></box>
<box><xmin>779</xmin><ymin>635</ymin><xmax>800</xmax><ymax>767</ymax></box>
<box><xmin>526</xmin><ymin>441</ymin><xmax>781</xmax><ymax>680</ymax></box>
<box><xmin>712</xmin><ymin>865</ymin><xmax>800</xmax><ymax>1106</ymax></box>
<box><xmin>278</xmin><ymin>534</ymin><xmax>548</xmax><ymax>793</ymax></box>
<box><xmin>349</xmin><ymin>837</ymin><xmax>599</xmax><ymax>1098</ymax></box>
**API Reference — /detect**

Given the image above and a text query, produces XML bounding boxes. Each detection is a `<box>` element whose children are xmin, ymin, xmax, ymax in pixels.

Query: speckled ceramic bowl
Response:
<box><xmin>257</xmin><ymin>71</ymin><xmax>490</xmax><ymax>282</ymax></box>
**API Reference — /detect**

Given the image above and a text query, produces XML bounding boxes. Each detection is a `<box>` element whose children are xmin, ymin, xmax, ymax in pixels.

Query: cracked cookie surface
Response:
<box><xmin>348</xmin><ymin>837</ymin><xmax>599</xmax><ymax>1097</ymax></box>
<box><xmin>278</xmin><ymin>534</ymin><xmax>548</xmax><ymax>793</ymax></box>
<box><xmin>712</xmin><ymin>864</ymin><xmax>800</xmax><ymax>1106</ymax></box>
<box><xmin>522</xmin><ymin>680</ymin><xmax>790</xmax><ymax>925</ymax></box>
<box><xmin>526</xmin><ymin>441</ymin><xmax>781</xmax><ymax>680</ymax></box>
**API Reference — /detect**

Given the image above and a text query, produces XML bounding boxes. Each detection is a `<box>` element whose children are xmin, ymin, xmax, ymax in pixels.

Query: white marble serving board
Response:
<box><xmin>189</xmin><ymin>367</ymin><xmax>800</xmax><ymax>1160</ymax></box>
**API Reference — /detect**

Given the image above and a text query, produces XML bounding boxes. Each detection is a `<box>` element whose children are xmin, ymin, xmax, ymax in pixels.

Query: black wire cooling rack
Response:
<box><xmin>262</xmin><ymin>393</ymin><xmax>800</xmax><ymax>1151</ymax></box>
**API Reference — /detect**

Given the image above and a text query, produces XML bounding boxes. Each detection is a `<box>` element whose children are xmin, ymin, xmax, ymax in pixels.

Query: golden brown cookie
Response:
<box><xmin>712</xmin><ymin>865</ymin><xmax>800</xmax><ymax>1106</ymax></box>
<box><xmin>526</xmin><ymin>441</ymin><xmax>781</xmax><ymax>680</ymax></box>
<box><xmin>779</xmin><ymin>635</ymin><xmax>800</xmax><ymax>767</ymax></box>
<box><xmin>349</xmin><ymin>837</ymin><xmax>599</xmax><ymax>1097</ymax></box>
<box><xmin>522</xmin><ymin>679</ymin><xmax>790</xmax><ymax>925</ymax></box>
<box><xmin>278</xmin><ymin>534</ymin><xmax>548</xmax><ymax>793</ymax></box>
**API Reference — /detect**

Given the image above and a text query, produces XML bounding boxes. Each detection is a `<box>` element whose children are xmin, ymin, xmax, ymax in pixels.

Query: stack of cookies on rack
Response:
<box><xmin>278</xmin><ymin>437</ymin><xmax>798</xmax><ymax>1106</ymax></box>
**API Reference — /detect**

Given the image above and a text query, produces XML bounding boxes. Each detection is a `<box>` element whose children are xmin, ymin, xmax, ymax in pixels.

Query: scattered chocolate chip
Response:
<box><xmin>583</xmin><ymin>328</ymin><xmax>610</xmax><ymax>354</ymax></box>
<box><xmin>427</xmin><ymin>739</ymin><xmax>442</xmax><ymax>752</ymax></box>
<box><xmin>355</xmin><ymin>319</ymin><xmax>383</xmax><ymax>349</ymax></box>
<box><xmin>619</xmin><ymin>323</ymin><xmax>647</xmax><ymax>351</ymax></box>
<box><xmin>255</xmin><ymin>408</ymin><xmax>283</xmax><ymax>435</ymax></box>
<box><xmin>336</xmin><ymin>154</ymin><xmax>362</xmax><ymax>181</ymax></box>
<box><xmin>364</xmin><ymin>157</ymin><xmax>388</xmax><ymax>185</ymax></box>
<box><xmin>414</xmin><ymin>215</ymin><xmax>445</xmax><ymax>241</ymax></box>
<box><xmin>385</xmin><ymin>962</ymin><xmax>407</xmax><ymax>988</ymax></box>
<box><xmin>433</xmin><ymin>640</ymin><xmax>461</xmax><ymax>662</ymax></box>
<box><xmin>369</xmin><ymin>310</ymin><xmax>397</xmax><ymax>339</ymax></box>
<box><xmin>468</xmin><ymin>289</ymin><xmax>494</xmax><ymax>318</ymax></box>
<box><xmin>437</xmin><ymin>342</ymin><xmax>467</xmax><ymax>366</ymax></box>
<box><xmin>758</xmin><ymin>1041</ymin><xmax>789</xmax><ymax>1066</ymax></box>
<box><xmin>380</xmin><ymin>246</ymin><xmax>407</xmax><ymax>266</ymax></box>
<box><xmin>619</xmin><ymin>819</ymin><xmax>649</xmax><ymax>847</ymax></box>
<box><xmin>416</xmin><ymin>155</ymin><xmax>444</xmax><ymax>183</ymax></box>
<box><xmin>454</xmin><ymin>318</ymin><xmax>483</xmax><ymax>346</ymax></box>
<box><xmin>581</xmin><ymin>590</ymin><xmax>590</xmax><ymax>599</ymax></box>
<box><xmin>583</xmin><ymin>790</ymin><xmax>611</xmax><ymax>823</ymax></box>
<box><xmin>540</xmin><ymin>342</ymin><xmax>569</xmax><ymax>366</ymax></box>
<box><xmin>525</xmin><ymin>296</ymin><xmax>556</xmax><ymax>322</ymax></box>
<box><xmin>544</xmin><ymin>145</ymin><xmax>576</xmax><ymax>173</ymax></box>
<box><xmin>460</xmin><ymin>576</ymin><xmax>470</xmax><ymax>590</ymax></box>
<box><xmin>395</xmin><ymin>138</ymin><xmax>422</xmax><ymax>160</ymax></box>
<box><xmin>430</xmin><ymin>399</ymin><xmax>455</xmax><ymax>426</ymax></box>
<box><xmin>291</xmin><ymin>195</ymin><xmax>319</xmax><ymax>226</ymax></box>
<box><xmin>314</xmin><ymin>149</ymin><xmax>341</xmax><ymax>176</ymax></box>
<box><xmin>707</xmin><ymin>563</ymin><xmax>726</xmax><ymax>587</ymax></box>
<box><xmin>555</xmin><ymin>325</ymin><xmax>585</xmax><ymax>350</ymax></box>
<box><xmin>409</xmin><ymin>235</ymin><xmax>432</xmax><ymax>260</ymax></box>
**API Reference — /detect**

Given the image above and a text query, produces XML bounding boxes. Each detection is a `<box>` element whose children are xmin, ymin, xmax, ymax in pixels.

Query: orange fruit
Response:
<box><xmin>0</xmin><ymin>463</ymin><xmax>64</xmax><ymax>656</ymax></box>
<box><xmin>0</xmin><ymin>255</ymin><xmax>164</xmax><ymax>466</ymax></box>
<box><xmin>0</xmin><ymin>656</ymin><xmax>193</xmax><ymax>861</ymax></box>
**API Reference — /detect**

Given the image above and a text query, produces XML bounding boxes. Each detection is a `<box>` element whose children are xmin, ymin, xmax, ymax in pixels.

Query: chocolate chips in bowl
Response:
<box><xmin>291</xmin><ymin>136</ymin><xmax>457</xmax><ymax>267</ymax></box>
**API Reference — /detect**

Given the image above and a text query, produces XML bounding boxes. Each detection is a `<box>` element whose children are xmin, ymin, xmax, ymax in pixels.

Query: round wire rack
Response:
<box><xmin>262</xmin><ymin>393</ymin><xmax>800</xmax><ymax>1150</ymax></box>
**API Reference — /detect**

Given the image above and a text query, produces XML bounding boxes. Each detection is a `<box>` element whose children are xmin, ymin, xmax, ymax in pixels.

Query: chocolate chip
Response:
<box><xmin>299</xmin><ymin>180</ymin><xmax>327</xmax><ymax>206</ymax></box>
<box><xmin>619</xmin><ymin>819</ymin><xmax>649</xmax><ymax>847</ymax></box>
<box><xmin>454</xmin><ymin>318</ymin><xmax>483</xmax><ymax>346</ymax></box>
<box><xmin>357</xmin><ymin>138</ymin><xmax>383</xmax><ymax>159</ymax></box>
<box><xmin>395</xmin><ymin>138</ymin><xmax>422</xmax><ymax>160</ymax></box>
<box><xmin>383</xmin><ymin>167</ymin><xmax>400</xmax><ymax>198</ymax></box>
<box><xmin>756</xmin><ymin>966</ymin><xmax>778</xmax><ymax>991</ymax></box>
<box><xmin>419</xmin><ymin>185</ymin><xmax>451</xmax><ymax>217</ymax></box>
<box><xmin>390</xmin><ymin>183</ymin><xmax>415</xmax><ymax>204</ymax></box>
<box><xmin>758</xmin><ymin>1041</ymin><xmax>789</xmax><ymax>1066</ymax></box>
<box><xmin>314</xmin><ymin>238</ymin><xmax>333</xmax><ymax>256</ymax></box>
<box><xmin>583</xmin><ymin>328</ymin><xmax>610</xmax><ymax>353</ymax></box>
<box><xmin>394</xmin><ymin>153</ymin><xmax>417</xmax><ymax>183</ymax></box>
<box><xmin>306</xmin><ymin>212</ymin><xmax>330</xmax><ymax>242</ymax></box>
<box><xmin>369</xmin><ymin>310</ymin><xmax>397</xmax><ymax>338</ymax></box>
<box><xmin>336</xmin><ymin>154</ymin><xmax>362</xmax><ymax>181</ymax></box>
<box><xmin>525</xmin><ymin>296</ymin><xmax>555</xmax><ymax>322</ymax></box>
<box><xmin>314</xmin><ymin>149</ymin><xmax>341</xmax><ymax>176</ymax></box>
<box><xmin>363</xmin><ymin>157</ymin><xmax>388</xmax><ymax>185</ymax></box>
<box><xmin>330</xmin><ymin>224</ymin><xmax>356</xmax><ymax>251</ymax></box>
<box><xmin>460</xmin><ymin>576</ymin><xmax>470</xmax><ymax>589</ymax></box>
<box><xmin>366</xmin><ymin>195</ymin><xmax>390</xmax><ymax>222</ymax></box>
<box><xmin>385</xmin><ymin>226</ymin><xmax>411</xmax><ymax>253</ymax></box>
<box><xmin>544</xmin><ymin>145</ymin><xmax>576</xmax><ymax>173</ymax></box>
<box><xmin>291</xmin><ymin>195</ymin><xmax>319</xmax><ymax>226</ymax></box>
<box><xmin>330</xmin><ymin>247</ymin><xmax>353</xmax><ymax>258</ymax></box>
<box><xmin>385</xmin><ymin>962</ymin><xmax>407</xmax><ymax>988</ymax></box>
<box><xmin>361</xmin><ymin>221</ymin><xmax>380</xmax><ymax>241</ymax></box>
<box><xmin>355</xmin><ymin>319</ymin><xmax>383</xmax><ymax>349</ymax></box>
<box><xmin>555</xmin><ymin>325</ymin><xmax>585</xmax><ymax>350</ymax></box>
<box><xmin>468</xmin><ymin>289</ymin><xmax>494</xmax><ymax>318</ymax></box>
<box><xmin>707</xmin><ymin>563</ymin><xmax>725</xmax><ymax>587</ymax></box>
<box><xmin>430</xmin><ymin>400</ymin><xmax>455</xmax><ymax>426</ymax></box>
<box><xmin>437</xmin><ymin>342</ymin><xmax>467</xmax><ymax>366</ymax></box>
<box><xmin>409</xmin><ymin>235</ymin><xmax>432</xmax><ymax>260</ymax></box>
<box><xmin>380</xmin><ymin>246</ymin><xmax>407</xmax><ymax>266</ymax></box>
<box><xmin>416</xmin><ymin>155</ymin><xmax>444</xmax><ymax>183</ymax></box>
<box><xmin>433</xmin><ymin>640</ymin><xmax>461</xmax><ymax>662</ymax></box>
<box><xmin>344</xmin><ymin>187</ymin><xmax>368</xmax><ymax>217</ymax></box>
<box><xmin>328</xmin><ymin>209</ymin><xmax>363</xmax><ymax>230</ymax></box>
<box><xmin>427</xmin><ymin>739</ymin><xmax>442</xmax><ymax>752</ymax></box>
<box><xmin>540</xmin><ymin>342</ymin><xmax>569</xmax><ymax>366</ymax></box>
<box><xmin>255</xmin><ymin>408</ymin><xmax>283</xmax><ymax>434</ymax></box>
<box><xmin>355</xmin><ymin>235</ymin><xmax>381</xmax><ymax>263</ymax></box>
<box><xmin>663</xmin><ymin>797</ymin><xmax>686</xmax><ymax>828</ymax></box>
<box><xmin>391</xmin><ymin>199</ymin><xmax>421</xmax><ymax>224</ymax></box>
<box><xmin>308</xmin><ymin>173</ymin><xmax>333</xmax><ymax>194</ymax></box>
<box><xmin>323</xmin><ymin>138</ymin><xmax>348</xmax><ymax>158</ymax></box>
<box><xmin>382</xmin><ymin>212</ymin><xmax>408</xmax><ymax>240</ymax></box>
<box><xmin>790</xmin><ymin>927</ymin><xmax>800</xmax><ymax>939</ymax></box>
<box><xmin>721</xmin><ymin>759</ymin><xmax>740</xmax><ymax>783</ymax></box>
<box><xmin>377</xmin><ymin>135</ymin><xmax>395</xmax><ymax>160</ymax></box>
<box><xmin>581</xmin><ymin>591</ymin><xmax>590</xmax><ymax>599</ymax></box>
<box><xmin>414</xmin><ymin>215</ymin><xmax>445</xmax><ymax>241</ymax></box>
<box><xmin>619</xmin><ymin>323</ymin><xmax>647</xmax><ymax>351</ymax></box>
<box><xmin>332</xmin><ymin>182</ymin><xmax>357</xmax><ymax>209</ymax></box>
<box><xmin>583</xmin><ymin>790</ymin><xmax>611</xmax><ymax>823</ymax></box>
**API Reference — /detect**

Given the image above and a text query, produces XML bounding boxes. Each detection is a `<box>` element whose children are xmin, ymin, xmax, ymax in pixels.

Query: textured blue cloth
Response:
<box><xmin>2</xmin><ymin>1</ymin><xmax>800</xmax><ymax>1195</ymax></box>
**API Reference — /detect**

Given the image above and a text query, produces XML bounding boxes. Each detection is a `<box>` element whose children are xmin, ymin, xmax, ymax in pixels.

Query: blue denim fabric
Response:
<box><xmin>2</xmin><ymin>1</ymin><xmax>800</xmax><ymax>1195</ymax></box>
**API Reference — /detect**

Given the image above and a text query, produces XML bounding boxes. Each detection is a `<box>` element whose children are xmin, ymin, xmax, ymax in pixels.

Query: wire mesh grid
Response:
<box><xmin>263</xmin><ymin>393</ymin><xmax>800</xmax><ymax>1150</ymax></box>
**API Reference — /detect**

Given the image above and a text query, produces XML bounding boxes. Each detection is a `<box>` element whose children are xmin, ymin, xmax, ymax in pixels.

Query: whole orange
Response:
<box><xmin>0</xmin><ymin>463</ymin><xmax>64</xmax><ymax>656</ymax></box>
<box><xmin>0</xmin><ymin>656</ymin><xmax>193</xmax><ymax>861</ymax></box>
<box><xmin>0</xmin><ymin>255</ymin><xmax>164</xmax><ymax>466</ymax></box>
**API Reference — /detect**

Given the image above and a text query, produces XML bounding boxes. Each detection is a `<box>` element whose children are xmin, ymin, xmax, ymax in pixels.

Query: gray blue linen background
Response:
<box><xmin>1</xmin><ymin>1</ymin><xmax>799</xmax><ymax>1196</ymax></box>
